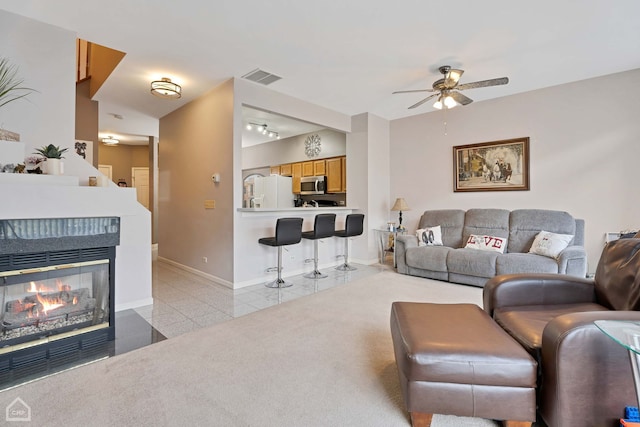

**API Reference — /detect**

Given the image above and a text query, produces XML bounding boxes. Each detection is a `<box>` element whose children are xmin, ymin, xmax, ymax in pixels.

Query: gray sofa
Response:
<box><xmin>395</xmin><ymin>209</ymin><xmax>587</xmax><ymax>287</ymax></box>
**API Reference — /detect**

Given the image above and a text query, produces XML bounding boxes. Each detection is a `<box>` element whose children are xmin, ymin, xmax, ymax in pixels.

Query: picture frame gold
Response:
<box><xmin>453</xmin><ymin>137</ymin><xmax>530</xmax><ymax>192</ymax></box>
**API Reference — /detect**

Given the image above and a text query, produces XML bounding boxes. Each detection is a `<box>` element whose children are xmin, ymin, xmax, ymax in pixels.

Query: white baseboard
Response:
<box><xmin>157</xmin><ymin>257</ymin><xmax>234</xmax><ymax>289</ymax></box>
<box><xmin>116</xmin><ymin>297</ymin><xmax>154</xmax><ymax>312</ymax></box>
<box><xmin>155</xmin><ymin>256</ymin><xmax>378</xmax><ymax>290</ymax></box>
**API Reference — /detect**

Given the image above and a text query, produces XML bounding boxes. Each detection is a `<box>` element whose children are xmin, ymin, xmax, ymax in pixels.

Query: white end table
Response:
<box><xmin>374</xmin><ymin>228</ymin><xmax>406</xmax><ymax>267</ymax></box>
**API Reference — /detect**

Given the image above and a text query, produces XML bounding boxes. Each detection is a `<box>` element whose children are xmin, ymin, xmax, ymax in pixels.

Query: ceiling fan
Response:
<box><xmin>393</xmin><ymin>65</ymin><xmax>509</xmax><ymax>110</ymax></box>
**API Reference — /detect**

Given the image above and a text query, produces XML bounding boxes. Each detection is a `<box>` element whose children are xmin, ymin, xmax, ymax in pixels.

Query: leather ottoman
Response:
<box><xmin>390</xmin><ymin>302</ymin><xmax>537</xmax><ymax>427</ymax></box>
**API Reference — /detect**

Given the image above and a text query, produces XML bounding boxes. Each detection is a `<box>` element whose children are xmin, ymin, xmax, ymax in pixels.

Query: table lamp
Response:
<box><xmin>391</xmin><ymin>198</ymin><xmax>410</xmax><ymax>230</ymax></box>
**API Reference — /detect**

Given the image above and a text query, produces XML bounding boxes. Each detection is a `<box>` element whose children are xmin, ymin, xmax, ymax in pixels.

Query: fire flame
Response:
<box><xmin>23</xmin><ymin>280</ymin><xmax>77</xmax><ymax>317</ymax></box>
<box><xmin>35</xmin><ymin>292</ymin><xmax>65</xmax><ymax>315</ymax></box>
<box><xmin>27</xmin><ymin>281</ymin><xmax>54</xmax><ymax>293</ymax></box>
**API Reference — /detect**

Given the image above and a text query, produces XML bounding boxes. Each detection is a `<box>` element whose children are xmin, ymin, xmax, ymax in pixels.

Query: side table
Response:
<box><xmin>595</xmin><ymin>320</ymin><xmax>640</xmax><ymax>406</ymax></box>
<box><xmin>374</xmin><ymin>228</ymin><xmax>406</xmax><ymax>267</ymax></box>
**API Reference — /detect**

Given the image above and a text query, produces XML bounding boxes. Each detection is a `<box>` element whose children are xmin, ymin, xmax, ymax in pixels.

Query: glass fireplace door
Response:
<box><xmin>0</xmin><ymin>260</ymin><xmax>110</xmax><ymax>349</ymax></box>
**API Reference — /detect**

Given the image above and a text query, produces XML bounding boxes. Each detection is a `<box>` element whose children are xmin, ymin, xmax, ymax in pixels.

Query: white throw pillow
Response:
<box><xmin>480</xmin><ymin>235</ymin><xmax>507</xmax><ymax>253</ymax></box>
<box><xmin>464</xmin><ymin>234</ymin><xmax>483</xmax><ymax>250</ymax></box>
<box><xmin>529</xmin><ymin>231</ymin><xmax>574</xmax><ymax>258</ymax></box>
<box><xmin>464</xmin><ymin>234</ymin><xmax>507</xmax><ymax>253</ymax></box>
<box><xmin>416</xmin><ymin>226</ymin><xmax>443</xmax><ymax>246</ymax></box>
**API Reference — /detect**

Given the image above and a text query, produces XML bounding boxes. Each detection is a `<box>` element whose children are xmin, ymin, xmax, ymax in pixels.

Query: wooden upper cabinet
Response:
<box><xmin>292</xmin><ymin>162</ymin><xmax>302</xmax><ymax>193</ymax></box>
<box><xmin>326</xmin><ymin>157</ymin><xmax>342</xmax><ymax>193</ymax></box>
<box><xmin>341</xmin><ymin>156</ymin><xmax>346</xmax><ymax>193</ymax></box>
<box><xmin>313</xmin><ymin>160</ymin><xmax>326</xmax><ymax>176</ymax></box>
<box><xmin>302</xmin><ymin>161</ymin><xmax>314</xmax><ymax>177</ymax></box>
<box><xmin>280</xmin><ymin>163</ymin><xmax>292</xmax><ymax>176</ymax></box>
<box><xmin>270</xmin><ymin>165</ymin><xmax>280</xmax><ymax>175</ymax></box>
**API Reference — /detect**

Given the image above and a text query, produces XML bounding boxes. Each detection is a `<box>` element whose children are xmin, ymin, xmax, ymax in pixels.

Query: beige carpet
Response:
<box><xmin>0</xmin><ymin>271</ymin><xmax>501</xmax><ymax>427</ymax></box>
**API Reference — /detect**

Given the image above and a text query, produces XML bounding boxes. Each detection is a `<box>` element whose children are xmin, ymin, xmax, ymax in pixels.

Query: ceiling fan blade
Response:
<box><xmin>392</xmin><ymin>88</ymin><xmax>436</xmax><ymax>94</ymax></box>
<box><xmin>449</xmin><ymin>91</ymin><xmax>473</xmax><ymax>105</ymax></box>
<box><xmin>444</xmin><ymin>69</ymin><xmax>464</xmax><ymax>88</ymax></box>
<box><xmin>408</xmin><ymin>93</ymin><xmax>438</xmax><ymax>109</ymax></box>
<box><xmin>456</xmin><ymin>77</ymin><xmax>509</xmax><ymax>91</ymax></box>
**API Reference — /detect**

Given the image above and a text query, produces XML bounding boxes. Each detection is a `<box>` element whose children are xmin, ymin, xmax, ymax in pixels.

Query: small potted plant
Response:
<box><xmin>33</xmin><ymin>144</ymin><xmax>68</xmax><ymax>175</ymax></box>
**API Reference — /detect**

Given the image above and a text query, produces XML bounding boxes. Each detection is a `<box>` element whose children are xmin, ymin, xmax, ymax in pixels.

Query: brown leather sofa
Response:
<box><xmin>483</xmin><ymin>237</ymin><xmax>640</xmax><ymax>427</ymax></box>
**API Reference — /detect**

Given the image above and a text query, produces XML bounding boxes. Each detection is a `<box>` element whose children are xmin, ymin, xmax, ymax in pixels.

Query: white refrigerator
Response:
<box><xmin>253</xmin><ymin>175</ymin><xmax>294</xmax><ymax>208</ymax></box>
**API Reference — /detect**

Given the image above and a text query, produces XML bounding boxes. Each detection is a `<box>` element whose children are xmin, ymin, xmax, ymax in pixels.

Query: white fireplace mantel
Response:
<box><xmin>0</xmin><ymin>173</ymin><xmax>79</xmax><ymax>186</ymax></box>
<box><xmin>0</xmin><ymin>182</ymin><xmax>152</xmax><ymax>311</ymax></box>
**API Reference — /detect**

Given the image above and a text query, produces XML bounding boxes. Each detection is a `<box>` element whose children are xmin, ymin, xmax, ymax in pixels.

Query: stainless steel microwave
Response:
<box><xmin>300</xmin><ymin>176</ymin><xmax>327</xmax><ymax>195</ymax></box>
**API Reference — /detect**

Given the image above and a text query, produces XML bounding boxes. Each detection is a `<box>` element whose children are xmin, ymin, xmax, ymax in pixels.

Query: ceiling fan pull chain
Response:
<box><xmin>443</xmin><ymin>107</ymin><xmax>448</xmax><ymax>135</ymax></box>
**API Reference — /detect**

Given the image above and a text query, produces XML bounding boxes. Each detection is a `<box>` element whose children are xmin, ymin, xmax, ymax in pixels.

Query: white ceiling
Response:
<box><xmin>4</xmin><ymin>1</ymin><xmax>640</xmax><ymax>145</ymax></box>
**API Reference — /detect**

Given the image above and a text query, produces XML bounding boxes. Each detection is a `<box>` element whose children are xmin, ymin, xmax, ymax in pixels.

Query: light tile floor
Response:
<box><xmin>135</xmin><ymin>261</ymin><xmax>388</xmax><ymax>338</ymax></box>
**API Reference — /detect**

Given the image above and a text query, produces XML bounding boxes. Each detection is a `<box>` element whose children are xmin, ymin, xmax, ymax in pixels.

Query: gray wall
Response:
<box><xmin>158</xmin><ymin>80</ymin><xmax>235</xmax><ymax>283</ymax></box>
<box><xmin>390</xmin><ymin>68</ymin><xmax>640</xmax><ymax>273</ymax></box>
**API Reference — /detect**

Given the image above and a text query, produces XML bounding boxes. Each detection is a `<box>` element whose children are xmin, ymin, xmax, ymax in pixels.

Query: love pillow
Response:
<box><xmin>464</xmin><ymin>234</ymin><xmax>507</xmax><ymax>254</ymax></box>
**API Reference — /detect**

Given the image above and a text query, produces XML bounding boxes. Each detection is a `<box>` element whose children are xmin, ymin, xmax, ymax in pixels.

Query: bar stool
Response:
<box><xmin>335</xmin><ymin>214</ymin><xmax>365</xmax><ymax>271</ymax></box>
<box><xmin>258</xmin><ymin>217</ymin><xmax>304</xmax><ymax>288</ymax></box>
<box><xmin>302</xmin><ymin>213</ymin><xmax>336</xmax><ymax>279</ymax></box>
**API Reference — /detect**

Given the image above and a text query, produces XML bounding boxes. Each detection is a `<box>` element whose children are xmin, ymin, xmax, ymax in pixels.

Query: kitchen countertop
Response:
<box><xmin>238</xmin><ymin>206</ymin><xmax>354</xmax><ymax>213</ymax></box>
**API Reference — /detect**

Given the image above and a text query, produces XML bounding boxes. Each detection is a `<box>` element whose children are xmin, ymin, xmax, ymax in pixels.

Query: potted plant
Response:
<box><xmin>34</xmin><ymin>144</ymin><xmax>68</xmax><ymax>175</ymax></box>
<box><xmin>0</xmin><ymin>57</ymin><xmax>36</xmax><ymax>141</ymax></box>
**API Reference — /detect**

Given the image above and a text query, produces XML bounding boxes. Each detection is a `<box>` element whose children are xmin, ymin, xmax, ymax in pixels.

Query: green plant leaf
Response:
<box><xmin>0</xmin><ymin>57</ymin><xmax>37</xmax><ymax>109</ymax></box>
<box><xmin>33</xmin><ymin>144</ymin><xmax>68</xmax><ymax>159</ymax></box>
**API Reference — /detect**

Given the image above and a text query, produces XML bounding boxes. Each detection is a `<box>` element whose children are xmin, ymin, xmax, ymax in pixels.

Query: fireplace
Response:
<box><xmin>0</xmin><ymin>217</ymin><xmax>119</xmax><ymax>385</ymax></box>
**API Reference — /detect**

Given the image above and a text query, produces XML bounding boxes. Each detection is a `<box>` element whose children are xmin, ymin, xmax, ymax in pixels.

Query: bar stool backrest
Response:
<box><xmin>314</xmin><ymin>214</ymin><xmax>336</xmax><ymax>239</ymax></box>
<box><xmin>344</xmin><ymin>214</ymin><xmax>365</xmax><ymax>237</ymax></box>
<box><xmin>275</xmin><ymin>217</ymin><xmax>304</xmax><ymax>246</ymax></box>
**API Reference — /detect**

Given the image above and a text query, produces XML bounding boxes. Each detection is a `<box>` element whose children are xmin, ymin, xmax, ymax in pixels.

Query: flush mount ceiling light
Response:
<box><xmin>101</xmin><ymin>136</ymin><xmax>119</xmax><ymax>145</ymax></box>
<box><xmin>150</xmin><ymin>77</ymin><xmax>182</xmax><ymax>99</ymax></box>
<box><xmin>246</xmin><ymin>122</ymin><xmax>280</xmax><ymax>139</ymax></box>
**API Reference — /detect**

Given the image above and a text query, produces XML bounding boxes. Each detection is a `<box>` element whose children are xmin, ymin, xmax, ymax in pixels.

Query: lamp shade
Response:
<box><xmin>391</xmin><ymin>198</ymin><xmax>410</xmax><ymax>211</ymax></box>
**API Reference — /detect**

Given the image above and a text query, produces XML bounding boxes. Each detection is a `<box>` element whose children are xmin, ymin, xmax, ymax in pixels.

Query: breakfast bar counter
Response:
<box><xmin>234</xmin><ymin>207</ymin><xmax>358</xmax><ymax>287</ymax></box>
<box><xmin>238</xmin><ymin>206</ymin><xmax>353</xmax><ymax>215</ymax></box>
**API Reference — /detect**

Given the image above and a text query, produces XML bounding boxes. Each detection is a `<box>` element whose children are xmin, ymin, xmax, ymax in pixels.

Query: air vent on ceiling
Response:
<box><xmin>242</xmin><ymin>68</ymin><xmax>282</xmax><ymax>86</ymax></box>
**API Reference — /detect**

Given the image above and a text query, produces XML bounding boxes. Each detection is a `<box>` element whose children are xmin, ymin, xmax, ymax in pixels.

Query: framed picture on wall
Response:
<box><xmin>453</xmin><ymin>137</ymin><xmax>530</xmax><ymax>192</ymax></box>
<box><xmin>75</xmin><ymin>139</ymin><xmax>93</xmax><ymax>164</ymax></box>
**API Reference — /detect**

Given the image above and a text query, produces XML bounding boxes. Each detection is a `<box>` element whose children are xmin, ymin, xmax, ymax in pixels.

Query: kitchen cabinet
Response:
<box><xmin>280</xmin><ymin>163</ymin><xmax>292</xmax><ymax>176</ymax></box>
<box><xmin>292</xmin><ymin>162</ymin><xmax>302</xmax><ymax>193</ymax></box>
<box><xmin>302</xmin><ymin>161</ymin><xmax>314</xmax><ymax>177</ymax></box>
<box><xmin>314</xmin><ymin>160</ymin><xmax>326</xmax><ymax>176</ymax></box>
<box><xmin>341</xmin><ymin>156</ymin><xmax>346</xmax><ymax>192</ymax></box>
<box><xmin>272</xmin><ymin>157</ymin><xmax>343</xmax><ymax>193</ymax></box>
<box><xmin>326</xmin><ymin>157</ymin><xmax>342</xmax><ymax>193</ymax></box>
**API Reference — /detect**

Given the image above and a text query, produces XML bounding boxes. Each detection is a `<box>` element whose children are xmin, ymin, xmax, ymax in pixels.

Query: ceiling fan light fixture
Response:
<box><xmin>150</xmin><ymin>77</ymin><xmax>182</xmax><ymax>99</ymax></box>
<box><xmin>433</xmin><ymin>95</ymin><xmax>443</xmax><ymax>110</ymax></box>
<box><xmin>444</xmin><ymin>95</ymin><xmax>457</xmax><ymax>109</ymax></box>
<box><xmin>394</xmin><ymin>65</ymin><xmax>508</xmax><ymax>110</ymax></box>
